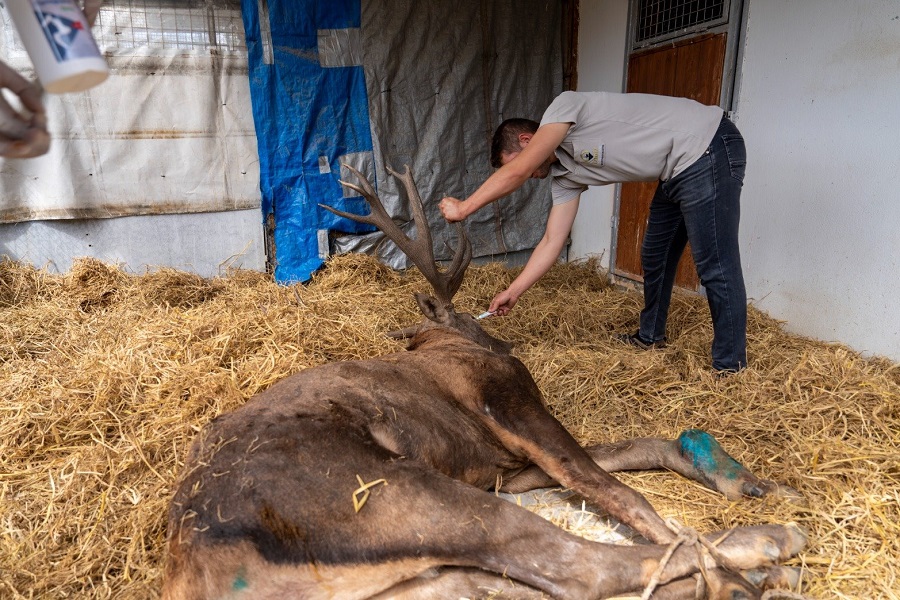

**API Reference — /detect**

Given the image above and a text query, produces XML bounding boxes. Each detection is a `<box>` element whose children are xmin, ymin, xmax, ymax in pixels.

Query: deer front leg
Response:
<box><xmin>372</xmin><ymin>555</ymin><xmax>802</xmax><ymax>600</ymax></box>
<box><xmin>647</xmin><ymin>569</ymin><xmax>761</xmax><ymax>600</ymax></box>
<box><xmin>483</xmin><ymin>400</ymin><xmax>676</xmax><ymax>544</ymax></box>
<box><xmin>501</xmin><ymin>430</ymin><xmax>800</xmax><ymax>502</ymax></box>
<box><xmin>584</xmin><ymin>430</ymin><xmax>801</xmax><ymax>501</ymax></box>
<box><xmin>650</xmin><ymin>565</ymin><xmax>802</xmax><ymax>600</ymax></box>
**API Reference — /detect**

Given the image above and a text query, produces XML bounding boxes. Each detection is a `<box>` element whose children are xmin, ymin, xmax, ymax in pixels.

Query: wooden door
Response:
<box><xmin>614</xmin><ymin>33</ymin><xmax>727</xmax><ymax>290</ymax></box>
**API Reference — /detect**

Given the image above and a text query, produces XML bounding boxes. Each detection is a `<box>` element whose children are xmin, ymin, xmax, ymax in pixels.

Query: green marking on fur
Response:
<box><xmin>233</xmin><ymin>573</ymin><xmax>248</xmax><ymax>591</ymax></box>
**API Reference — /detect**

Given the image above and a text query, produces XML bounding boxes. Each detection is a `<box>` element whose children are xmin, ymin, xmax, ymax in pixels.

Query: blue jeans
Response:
<box><xmin>638</xmin><ymin>116</ymin><xmax>747</xmax><ymax>372</ymax></box>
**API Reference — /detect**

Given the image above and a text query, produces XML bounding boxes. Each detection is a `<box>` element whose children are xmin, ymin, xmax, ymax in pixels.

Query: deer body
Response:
<box><xmin>163</xmin><ymin>167</ymin><xmax>806</xmax><ymax>599</ymax></box>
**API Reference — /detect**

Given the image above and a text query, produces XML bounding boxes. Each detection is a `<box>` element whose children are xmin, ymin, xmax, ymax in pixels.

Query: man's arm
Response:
<box><xmin>440</xmin><ymin>121</ymin><xmax>570</xmax><ymax>221</ymax></box>
<box><xmin>488</xmin><ymin>196</ymin><xmax>580</xmax><ymax>315</ymax></box>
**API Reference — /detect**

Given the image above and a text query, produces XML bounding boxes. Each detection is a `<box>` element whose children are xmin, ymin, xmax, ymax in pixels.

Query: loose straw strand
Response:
<box><xmin>641</xmin><ymin>519</ymin><xmax>699</xmax><ymax>600</ymax></box>
<box><xmin>641</xmin><ymin>519</ymin><xmax>742</xmax><ymax>600</ymax></box>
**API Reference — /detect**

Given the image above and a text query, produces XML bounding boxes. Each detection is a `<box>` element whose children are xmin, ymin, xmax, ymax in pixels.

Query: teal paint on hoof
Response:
<box><xmin>677</xmin><ymin>429</ymin><xmax>746</xmax><ymax>482</ymax></box>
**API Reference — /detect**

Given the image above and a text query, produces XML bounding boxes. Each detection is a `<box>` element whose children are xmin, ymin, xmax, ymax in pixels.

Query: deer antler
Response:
<box><xmin>321</xmin><ymin>164</ymin><xmax>472</xmax><ymax>306</ymax></box>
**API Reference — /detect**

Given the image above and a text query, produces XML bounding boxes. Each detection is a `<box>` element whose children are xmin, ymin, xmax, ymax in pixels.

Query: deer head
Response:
<box><xmin>321</xmin><ymin>164</ymin><xmax>512</xmax><ymax>354</ymax></box>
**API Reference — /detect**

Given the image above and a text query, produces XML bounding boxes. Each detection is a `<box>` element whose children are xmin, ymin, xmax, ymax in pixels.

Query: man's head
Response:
<box><xmin>490</xmin><ymin>118</ymin><xmax>539</xmax><ymax>169</ymax></box>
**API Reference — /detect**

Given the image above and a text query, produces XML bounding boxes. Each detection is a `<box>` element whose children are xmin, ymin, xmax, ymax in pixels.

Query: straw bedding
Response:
<box><xmin>1</xmin><ymin>254</ymin><xmax>897</xmax><ymax>599</ymax></box>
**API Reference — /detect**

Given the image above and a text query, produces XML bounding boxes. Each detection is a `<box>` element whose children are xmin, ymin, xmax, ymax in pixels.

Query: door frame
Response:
<box><xmin>609</xmin><ymin>0</ymin><xmax>748</xmax><ymax>287</ymax></box>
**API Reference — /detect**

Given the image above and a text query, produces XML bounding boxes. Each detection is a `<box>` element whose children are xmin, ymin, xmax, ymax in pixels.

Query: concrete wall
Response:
<box><xmin>0</xmin><ymin>211</ymin><xmax>266</xmax><ymax>278</ymax></box>
<box><xmin>571</xmin><ymin>0</ymin><xmax>900</xmax><ymax>361</ymax></box>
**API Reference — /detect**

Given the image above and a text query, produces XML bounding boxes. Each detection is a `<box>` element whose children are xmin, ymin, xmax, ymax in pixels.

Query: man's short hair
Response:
<box><xmin>490</xmin><ymin>118</ymin><xmax>540</xmax><ymax>169</ymax></box>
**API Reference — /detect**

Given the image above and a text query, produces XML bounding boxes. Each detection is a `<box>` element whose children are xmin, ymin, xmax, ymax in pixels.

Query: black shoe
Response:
<box><xmin>615</xmin><ymin>332</ymin><xmax>667</xmax><ymax>350</ymax></box>
<box><xmin>714</xmin><ymin>367</ymin><xmax>743</xmax><ymax>379</ymax></box>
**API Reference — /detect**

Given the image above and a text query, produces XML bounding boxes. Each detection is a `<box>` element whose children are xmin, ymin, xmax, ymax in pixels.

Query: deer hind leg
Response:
<box><xmin>649</xmin><ymin>569</ymin><xmax>764</xmax><ymax>600</ymax></box>
<box><xmin>500</xmin><ymin>430</ymin><xmax>800</xmax><ymax>502</ymax></box>
<box><xmin>373</xmin><ymin>564</ymin><xmax>799</xmax><ymax>600</ymax></box>
<box><xmin>345</xmin><ymin>471</ymin><xmax>806</xmax><ymax>600</ymax></box>
<box><xmin>657</xmin><ymin>566</ymin><xmax>800</xmax><ymax>600</ymax></box>
<box><xmin>668</xmin><ymin>430</ymin><xmax>801</xmax><ymax>500</ymax></box>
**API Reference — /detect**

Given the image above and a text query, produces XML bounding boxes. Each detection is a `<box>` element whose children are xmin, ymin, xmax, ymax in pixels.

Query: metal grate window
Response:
<box><xmin>94</xmin><ymin>0</ymin><xmax>246</xmax><ymax>52</ymax></box>
<box><xmin>635</xmin><ymin>0</ymin><xmax>726</xmax><ymax>44</ymax></box>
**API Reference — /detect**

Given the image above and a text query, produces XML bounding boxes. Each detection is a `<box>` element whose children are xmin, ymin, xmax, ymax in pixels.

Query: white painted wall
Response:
<box><xmin>568</xmin><ymin>0</ymin><xmax>629</xmax><ymax>268</ymax></box>
<box><xmin>572</xmin><ymin>0</ymin><xmax>900</xmax><ymax>361</ymax></box>
<box><xmin>735</xmin><ymin>0</ymin><xmax>900</xmax><ymax>360</ymax></box>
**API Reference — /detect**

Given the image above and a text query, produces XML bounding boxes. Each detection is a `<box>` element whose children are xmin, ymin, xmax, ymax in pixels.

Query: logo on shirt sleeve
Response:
<box><xmin>578</xmin><ymin>145</ymin><xmax>603</xmax><ymax>166</ymax></box>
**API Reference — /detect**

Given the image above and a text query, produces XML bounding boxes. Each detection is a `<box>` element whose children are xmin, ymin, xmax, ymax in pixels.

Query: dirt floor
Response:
<box><xmin>1</xmin><ymin>255</ymin><xmax>897</xmax><ymax>599</ymax></box>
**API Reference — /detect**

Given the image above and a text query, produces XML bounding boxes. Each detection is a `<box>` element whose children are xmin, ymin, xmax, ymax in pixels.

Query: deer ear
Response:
<box><xmin>414</xmin><ymin>292</ymin><xmax>451</xmax><ymax>324</ymax></box>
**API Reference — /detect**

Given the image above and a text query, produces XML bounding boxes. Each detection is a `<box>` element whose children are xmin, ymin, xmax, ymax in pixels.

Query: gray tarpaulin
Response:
<box><xmin>331</xmin><ymin>0</ymin><xmax>563</xmax><ymax>268</ymax></box>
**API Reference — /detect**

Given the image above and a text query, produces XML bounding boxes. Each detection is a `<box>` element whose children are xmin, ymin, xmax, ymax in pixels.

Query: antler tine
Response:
<box><xmin>386</xmin><ymin>165</ymin><xmax>474</xmax><ymax>305</ymax></box>
<box><xmin>323</xmin><ymin>165</ymin><xmax>420</xmax><ymax>261</ymax></box>
<box><xmin>324</xmin><ymin>163</ymin><xmax>471</xmax><ymax>306</ymax></box>
<box><xmin>335</xmin><ymin>165</ymin><xmax>437</xmax><ymax>285</ymax></box>
<box><xmin>328</xmin><ymin>164</ymin><xmax>395</xmax><ymax>228</ymax></box>
<box><xmin>444</xmin><ymin>222</ymin><xmax>473</xmax><ymax>299</ymax></box>
<box><xmin>387</xmin><ymin>165</ymin><xmax>435</xmax><ymax>261</ymax></box>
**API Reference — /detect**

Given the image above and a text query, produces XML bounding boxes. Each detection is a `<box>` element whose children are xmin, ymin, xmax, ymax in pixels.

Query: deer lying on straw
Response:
<box><xmin>162</xmin><ymin>165</ymin><xmax>806</xmax><ymax>599</ymax></box>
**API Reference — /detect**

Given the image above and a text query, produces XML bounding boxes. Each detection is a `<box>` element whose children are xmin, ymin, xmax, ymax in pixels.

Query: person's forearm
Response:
<box><xmin>445</xmin><ymin>121</ymin><xmax>570</xmax><ymax>220</ymax></box>
<box><xmin>459</xmin><ymin>167</ymin><xmax>530</xmax><ymax>218</ymax></box>
<box><xmin>506</xmin><ymin>198</ymin><xmax>578</xmax><ymax>300</ymax></box>
<box><xmin>507</xmin><ymin>232</ymin><xmax>567</xmax><ymax>299</ymax></box>
<box><xmin>488</xmin><ymin>198</ymin><xmax>578</xmax><ymax>315</ymax></box>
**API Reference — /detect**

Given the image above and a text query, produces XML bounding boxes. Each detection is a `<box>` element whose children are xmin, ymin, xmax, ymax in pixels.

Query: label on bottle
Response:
<box><xmin>31</xmin><ymin>0</ymin><xmax>100</xmax><ymax>63</ymax></box>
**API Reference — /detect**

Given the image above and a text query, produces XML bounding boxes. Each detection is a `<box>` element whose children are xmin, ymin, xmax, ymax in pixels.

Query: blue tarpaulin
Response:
<box><xmin>241</xmin><ymin>0</ymin><xmax>374</xmax><ymax>282</ymax></box>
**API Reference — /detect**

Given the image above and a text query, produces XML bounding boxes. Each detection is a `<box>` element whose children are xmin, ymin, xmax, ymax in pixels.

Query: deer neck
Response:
<box><xmin>406</xmin><ymin>327</ymin><xmax>475</xmax><ymax>352</ymax></box>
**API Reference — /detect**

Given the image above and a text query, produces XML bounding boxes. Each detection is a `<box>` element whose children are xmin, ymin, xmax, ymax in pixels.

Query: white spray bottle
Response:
<box><xmin>6</xmin><ymin>0</ymin><xmax>108</xmax><ymax>93</ymax></box>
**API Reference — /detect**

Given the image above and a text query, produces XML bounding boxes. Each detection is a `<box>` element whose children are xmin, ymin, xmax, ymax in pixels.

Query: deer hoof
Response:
<box><xmin>708</xmin><ymin>571</ymin><xmax>761</xmax><ymax>600</ymax></box>
<box><xmin>677</xmin><ymin>430</ymin><xmax>790</xmax><ymax>501</ymax></box>
<box><xmin>710</xmin><ymin>523</ymin><xmax>808</xmax><ymax>570</ymax></box>
<box><xmin>743</xmin><ymin>565</ymin><xmax>802</xmax><ymax>590</ymax></box>
<box><xmin>744</xmin><ymin>479</ymin><xmax>807</xmax><ymax>505</ymax></box>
